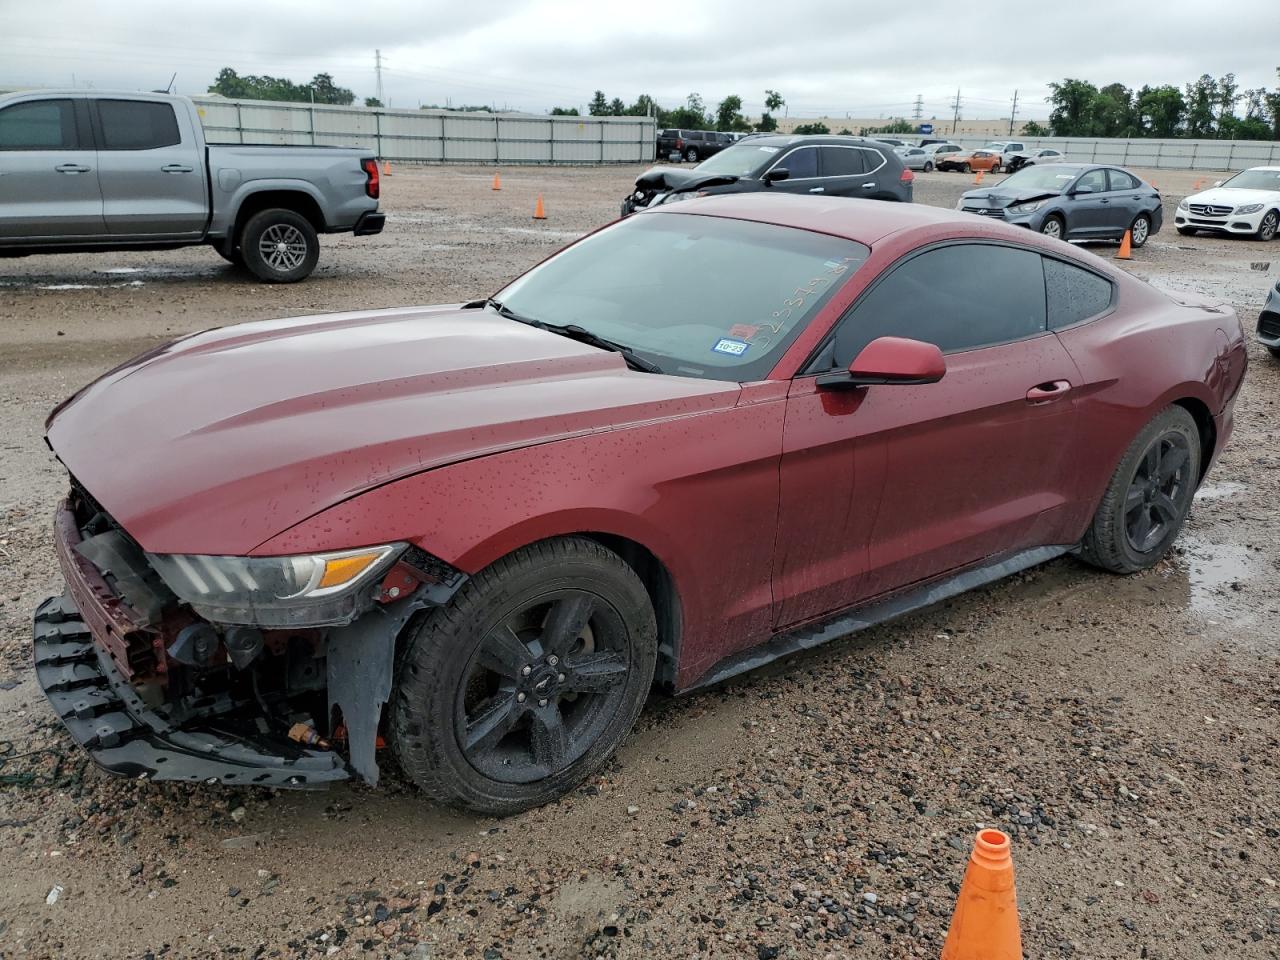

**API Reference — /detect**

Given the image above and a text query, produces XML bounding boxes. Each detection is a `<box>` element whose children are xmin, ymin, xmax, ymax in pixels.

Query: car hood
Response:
<box><xmin>634</xmin><ymin>166</ymin><xmax>740</xmax><ymax>193</ymax></box>
<box><xmin>1188</xmin><ymin>187</ymin><xmax>1280</xmax><ymax>207</ymax></box>
<box><xmin>47</xmin><ymin>305</ymin><xmax>738</xmax><ymax>555</ymax></box>
<box><xmin>960</xmin><ymin>188</ymin><xmax>1059</xmax><ymax>208</ymax></box>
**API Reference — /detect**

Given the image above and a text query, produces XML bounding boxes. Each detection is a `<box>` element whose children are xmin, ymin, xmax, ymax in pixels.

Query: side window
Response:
<box><xmin>97</xmin><ymin>99</ymin><xmax>181</xmax><ymax>150</ymax></box>
<box><xmin>1043</xmin><ymin>257</ymin><xmax>1114</xmax><ymax>329</ymax></box>
<box><xmin>1107</xmin><ymin>169</ymin><xmax>1139</xmax><ymax>191</ymax></box>
<box><xmin>819</xmin><ymin>146</ymin><xmax>866</xmax><ymax>177</ymax></box>
<box><xmin>779</xmin><ymin>147</ymin><xmax>818</xmax><ymax>179</ymax></box>
<box><xmin>1074</xmin><ymin>169</ymin><xmax>1107</xmax><ymax>193</ymax></box>
<box><xmin>829</xmin><ymin>244</ymin><xmax>1047</xmax><ymax>367</ymax></box>
<box><xmin>0</xmin><ymin>99</ymin><xmax>77</xmax><ymax>150</ymax></box>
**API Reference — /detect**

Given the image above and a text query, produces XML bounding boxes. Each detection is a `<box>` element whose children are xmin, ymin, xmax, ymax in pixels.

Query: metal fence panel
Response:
<box><xmin>193</xmin><ymin>96</ymin><xmax>655</xmax><ymax>164</ymax></box>
<box><xmin>945</xmin><ymin>133</ymin><xmax>1280</xmax><ymax>171</ymax></box>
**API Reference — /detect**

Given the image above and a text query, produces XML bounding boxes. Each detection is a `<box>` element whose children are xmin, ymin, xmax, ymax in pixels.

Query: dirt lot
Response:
<box><xmin>1</xmin><ymin>164</ymin><xmax>1278</xmax><ymax>960</ymax></box>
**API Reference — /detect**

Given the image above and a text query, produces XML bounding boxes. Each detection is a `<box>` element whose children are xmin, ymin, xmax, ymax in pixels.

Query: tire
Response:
<box><xmin>1040</xmin><ymin>214</ymin><xmax>1065</xmax><ymax>240</ymax></box>
<box><xmin>1130</xmin><ymin>212</ymin><xmax>1152</xmax><ymax>248</ymax></box>
<box><xmin>684</xmin><ymin>148</ymin><xmax>699</xmax><ymax>163</ymax></box>
<box><xmin>1176</xmin><ymin>226</ymin><xmax>1196</xmax><ymax>237</ymax></box>
<box><xmin>1080</xmin><ymin>405</ymin><xmax>1200</xmax><ymax>574</ymax></box>
<box><xmin>216</xmin><ymin>245</ymin><xmax>243</xmax><ymax>266</ymax></box>
<box><xmin>991</xmin><ymin>163</ymin><xmax>1001</xmax><ymax>174</ymax></box>
<box><xmin>962</xmin><ymin>163</ymin><xmax>971</xmax><ymax>174</ymax></box>
<box><xmin>923</xmin><ymin>161</ymin><xmax>933</xmax><ymax>173</ymax></box>
<box><xmin>391</xmin><ymin>536</ymin><xmax>658</xmax><ymax>815</ymax></box>
<box><xmin>239</xmin><ymin>208</ymin><xmax>319</xmax><ymax>283</ymax></box>
<box><xmin>1256</xmin><ymin>209</ymin><xmax>1279</xmax><ymax>242</ymax></box>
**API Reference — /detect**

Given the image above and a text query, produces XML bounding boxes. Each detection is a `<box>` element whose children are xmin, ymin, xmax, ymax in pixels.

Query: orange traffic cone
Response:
<box><xmin>1115</xmin><ymin>229</ymin><xmax>1133</xmax><ymax>260</ymax></box>
<box><xmin>974</xmin><ymin>169</ymin><xmax>984</xmax><ymax>185</ymax></box>
<box><xmin>1192</xmin><ymin>178</ymin><xmax>1205</xmax><ymax>190</ymax></box>
<box><xmin>492</xmin><ymin>173</ymin><xmax>502</xmax><ymax>191</ymax></box>
<box><xmin>533</xmin><ymin>194</ymin><xmax>546</xmax><ymax>220</ymax></box>
<box><xmin>381</xmin><ymin>160</ymin><xmax>392</xmax><ymax>176</ymax></box>
<box><xmin>941</xmin><ymin>830</ymin><xmax>1022</xmax><ymax>960</ymax></box>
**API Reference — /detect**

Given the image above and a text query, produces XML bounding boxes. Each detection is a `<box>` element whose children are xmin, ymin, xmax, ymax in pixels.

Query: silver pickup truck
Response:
<box><xmin>0</xmin><ymin>90</ymin><xmax>384</xmax><ymax>282</ymax></box>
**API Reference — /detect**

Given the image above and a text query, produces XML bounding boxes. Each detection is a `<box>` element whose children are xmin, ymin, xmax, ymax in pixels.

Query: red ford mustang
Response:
<box><xmin>35</xmin><ymin>194</ymin><xmax>1246</xmax><ymax>814</ymax></box>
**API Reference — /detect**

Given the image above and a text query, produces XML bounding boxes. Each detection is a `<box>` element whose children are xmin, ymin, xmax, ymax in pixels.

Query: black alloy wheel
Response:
<box><xmin>1122</xmin><ymin>432</ymin><xmax>1193</xmax><ymax>553</ymax></box>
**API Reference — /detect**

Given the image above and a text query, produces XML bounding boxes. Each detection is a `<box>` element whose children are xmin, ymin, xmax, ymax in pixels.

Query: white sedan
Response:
<box><xmin>1176</xmin><ymin>166</ymin><xmax>1280</xmax><ymax>241</ymax></box>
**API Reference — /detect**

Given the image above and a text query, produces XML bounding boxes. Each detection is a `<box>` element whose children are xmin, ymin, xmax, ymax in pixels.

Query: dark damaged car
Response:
<box><xmin>957</xmin><ymin>163</ymin><xmax>1162</xmax><ymax>245</ymax></box>
<box><xmin>36</xmin><ymin>195</ymin><xmax>1244</xmax><ymax>815</ymax></box>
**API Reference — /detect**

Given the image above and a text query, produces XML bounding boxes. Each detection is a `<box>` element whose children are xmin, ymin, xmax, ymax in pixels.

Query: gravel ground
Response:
<box><xmin>0</xmin><ymin>164</ymin><xmax>1278</xmax><ymax>960</ymax></box>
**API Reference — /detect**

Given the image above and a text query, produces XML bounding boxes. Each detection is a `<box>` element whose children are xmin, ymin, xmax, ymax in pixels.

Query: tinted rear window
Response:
<box><xmin>1044</xmin><ymin>258</ymin><xmax>1114</xmax><ymax>329</ymax></box>
<box><xmin>97</xmin><ymin>100</ymin><xmax>181</xmax><ymax>150</ymax></box>
<box><xmin>0</xmin><ymin>99</ymin><xmax>77</xmax><ymax>150</ymax></box>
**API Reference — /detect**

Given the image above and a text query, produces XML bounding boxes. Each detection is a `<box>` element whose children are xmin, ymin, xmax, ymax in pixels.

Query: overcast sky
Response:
<box><xmin>2</xmin><ymin>0</ymin><xmax>1277</xmax><ymax>120</ymax></box>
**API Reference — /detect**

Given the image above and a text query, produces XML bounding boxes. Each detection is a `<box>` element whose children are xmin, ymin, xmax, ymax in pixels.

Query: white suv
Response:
<box><xmin>1176</xmin><ymin>166</ymin><xmax>1280</xmax><ymax>241</ymax></box>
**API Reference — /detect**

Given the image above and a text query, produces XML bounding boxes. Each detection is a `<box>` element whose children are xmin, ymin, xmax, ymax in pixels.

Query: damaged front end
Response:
<box><xmin>32</xmin><ymin>482</ymin><xmax>465</xmax><ymax>789</ymax></box>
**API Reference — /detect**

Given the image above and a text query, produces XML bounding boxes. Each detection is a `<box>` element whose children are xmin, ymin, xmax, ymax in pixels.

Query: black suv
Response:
<box><xmin>656</xmin><ymin>129</ymin><xmax>733</xmax><ymax>163</ymax></box>
<box><xmin>625</xmin><ymin>135</ymin><xmax>914</xmax><ymax>215</ymax></box>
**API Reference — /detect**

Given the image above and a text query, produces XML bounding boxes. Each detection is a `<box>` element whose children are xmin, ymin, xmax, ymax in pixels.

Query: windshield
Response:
<box><xmin>494</xmin><ymin>213</ymin><xmax>869</xmax><ymax>382</ymax></box>
<box><xmin>998</xmin><ymin>165</ymin><xmax>1080</xmax><ymax>193</ymax></box>
<box><xmin>1220</xmin><ymin>168</ymin><xmax>1280</xmax><ymax>191</ymax></box>
<box><xmin>692</xmin><ymin>142</ymin><xmax>787</xmax><ymax>177</ymax></box>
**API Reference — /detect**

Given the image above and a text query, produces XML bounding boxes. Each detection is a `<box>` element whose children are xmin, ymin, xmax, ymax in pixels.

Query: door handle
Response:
<box><xmin>808</xmin><ymin>186</ymin><xmax>825</xmax><ymax>193</ymax></box>
<box><xmin>862</xmin><ymin>182</ymin><xmax>876</xmax><ymax>189</ymax></box>
<box><xmin>1026</xmin><ymin>380</ymin><xmax>1072</xmax><ymax>403</ymax></box>
<box><xmin>161</xmin><ymin>164</ymin><xmax>194</xmax><ymax>173</ymax></box>
<box><xmin>55</xmin><ymin>163</ymin><xmax>90</xmax><ymax>174</ymax></box>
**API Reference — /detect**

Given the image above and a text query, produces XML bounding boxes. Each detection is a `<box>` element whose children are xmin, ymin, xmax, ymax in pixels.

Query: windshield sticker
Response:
<box><xmin>757</xmin><ymin>146</ymin><xmax>780</xmax><ymax>154</ymax></box>
<box><xmin>729</xmin><ymin>323</ymin><xmax>761</xmax><ymax>340</ymax></box>
<box><xmin>712</xmin><ymin>338</ymin><xmax>750</xmax><ymax>357</ymax></box>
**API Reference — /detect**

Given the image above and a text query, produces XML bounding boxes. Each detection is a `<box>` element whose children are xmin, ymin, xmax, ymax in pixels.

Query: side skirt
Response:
<box><xmin>683</xmin><ymin>544</ymin><xmax>1074</xmax><ymax>693</ymax></box>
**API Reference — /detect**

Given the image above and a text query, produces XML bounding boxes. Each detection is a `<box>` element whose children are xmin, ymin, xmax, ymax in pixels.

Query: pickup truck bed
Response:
<box><xmin>0</xmin><ymin>90</ymin><xmax>384</xmax><ymax>282</ymax></box>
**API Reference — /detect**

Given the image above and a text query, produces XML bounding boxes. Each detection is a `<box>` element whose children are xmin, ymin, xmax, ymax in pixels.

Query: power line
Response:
<box><xmin>950</xmin><ymin>88</ymin><xmax>962</xmax><ymax>133</ymax></box>
<box><xmin>1008</xmin><ymin>89</ymin><xmax>1018</xmax><ymax>136</ymax></box>
<box><xmin>374</xmin><ymin>49</ymin><xmax>384</xmax><ymax>104</ymax></box>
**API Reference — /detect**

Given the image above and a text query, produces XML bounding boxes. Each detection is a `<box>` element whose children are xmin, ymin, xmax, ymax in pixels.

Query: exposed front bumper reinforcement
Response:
<box><xmin>33</xmin><ymin>594</ymin><xmax>350</xmax><ymax>789</ymax></box>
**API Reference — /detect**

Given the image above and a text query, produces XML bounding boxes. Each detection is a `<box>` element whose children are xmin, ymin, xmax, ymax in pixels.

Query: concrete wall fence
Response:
<box><xmin>193</xmin><ymin>96</ymin><xmax>657</xmax><ymax>165</ymax></box>
<box><xmin>947</xmin><ymin>135</ymin><xmax>1280</xmax><ymax>172</ymax></box>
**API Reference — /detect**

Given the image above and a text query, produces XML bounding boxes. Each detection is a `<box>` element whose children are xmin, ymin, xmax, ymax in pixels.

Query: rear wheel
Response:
<box><xmin>1257</xmin><ymin>210</ymin><xmax>1279</xmax><ymax>242</ymax></box>
<box><xmin>1040</xmin><ymin>214</ymin><xmax>1065</xmax><ymax>240</ymax></box>
<box><xmin>962</xmin><ymin>162</ymin><xmax>971</xmax><ymax>173</ymax></box>
<box><xmin>1130</xmin><ymin>212</ymin><xmax>1152</xmax><ymax>248</ymax></box>
<box><xmin>1080</xmin><ymin>406</ymin><xmax>1200</xmax><ymax>574</ymax></box>
<box><xmin>991</xmin><ymin>162</ymin><xmax>1001</xmax><ymax>174</ymax></box>
<box><xmin>239</xmin><ymin>208</ymin><xmax>319</xmax><ymax>283</ymax></box>
<box><xmin>391</xmin><ymin>537</ymin><xmax>657</xmax><ymax>815</ymax></box>
<box><xmin>684</xmin><ymin>147</ymin><xmax>699</xmax><ymax>163</ymax></box>
<box><xmin>923</xmin><ymin>161</ymin><xmax>933</xmax><ymax>173</ymax></box>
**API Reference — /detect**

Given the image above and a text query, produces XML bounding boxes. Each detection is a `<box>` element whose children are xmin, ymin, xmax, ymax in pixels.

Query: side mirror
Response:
<box><xmin>815</xmin><ymin>336</ymin><xmax>946</xmax><ymax>389</ymax></box>
<box><xmin>762</xmin><ymin>168</ymin><xmax>790</xmax><ymax>185</ymax></box>
<box><xmin>1070</xmin><ymin>185</ymin><xmax>1094</xmax><ymax>195</ymax></box>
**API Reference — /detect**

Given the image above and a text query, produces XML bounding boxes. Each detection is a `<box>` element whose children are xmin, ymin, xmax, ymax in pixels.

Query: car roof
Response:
<box><xmin>737</xmin><ymin>134</ymin><xmax>886</xmax><ymax>148</ymax></box>
<box><xmin>646</xmin><ymin>192</ymin><xmax>1012</xmax><ymax>246</ymax></box>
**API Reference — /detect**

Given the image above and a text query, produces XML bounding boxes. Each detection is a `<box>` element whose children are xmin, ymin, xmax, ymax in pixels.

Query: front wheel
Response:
<box><xmin>239</xmin><ymin>208</ymin><xmax>319</xmax><ymax>283</ymax></box>
<box><xmin>1080</xmin><ymin>406</ymin><xmax>1200</xmax><ymax>574</ymax></box>
<box><xmin>923</xmin><ymin>161</ymin><xmax>933</xmax><ymax>173</ymax></box>
<box><xmin>991</xmin><ymin>163</ymin><xmax>1001</xmax><ymax>174</ymax></box>
<box><xmin>1040</xmin><ymin>214</ymin><xmax>1065</xmax><ymax>240</ymax></box>
<box><xmin>1130</xmin><ymin>212</ymin><xmax>1152</xmax><ymax>248</ymax></box>
<box><xmin>962</xmin><ymin>163</ymin><xmax>971</xmax><ymax>173</ymax></box>
<box><xmin>391</xmin><ymin>537</ymin><xmax>657</xmax><ymax>815</ymax></box>
<box><xmin>1257</xmin><ymin>209</ymin><xmax>1279</xmax><ymax>242</ymax></box>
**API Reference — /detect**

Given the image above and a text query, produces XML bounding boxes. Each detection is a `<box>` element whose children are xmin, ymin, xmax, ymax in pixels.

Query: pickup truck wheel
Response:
<box><xmin>391</xmin><ymin>536</ymin><xmax>657</xmax><ymax>815</ymax></box>
<box><xmin>684</xmin><ymin>147</ymin><xmax>699</xmax><ymax>163</ymax></box>
<box><xmin>1080</xmin><ymin>405</ymin><xmax>1200</xmax><ymax>574</ymax></box>
<box><xmin>240</xmin><ymin>209</ymin><xmax>319</xmax><ymax>283</ymax></box>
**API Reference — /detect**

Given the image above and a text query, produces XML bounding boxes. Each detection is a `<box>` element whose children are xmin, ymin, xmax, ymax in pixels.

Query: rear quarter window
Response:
<box><xmin>1044</xmin><ymin>257</ymin><xmax>1114</xmax><ymax>329</ymax></box>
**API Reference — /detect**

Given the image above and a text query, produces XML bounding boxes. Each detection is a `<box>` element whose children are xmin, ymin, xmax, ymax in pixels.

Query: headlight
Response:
<box><xmin>147</xmin><ymin>544</ymin><xmax>405</xmax><ymax>627</ymax></box>
<box><xmin>1009</xmin><ymin>200</ymin><xmax>1046</xmax><ymax>214</ymax></box>
<box><xmin>1234</xmin><ymin>203</ymin><xmax>1264</xmax><ymax>215</ymax></box>
<box><xmin>955</xmin><ymin>198</ymin><xmax>965</xmax><ymax>210</ymax></box>
<box><xmin>1177</xmin><ymin>198</ymin><xmax>1189</xmax><ymax>210</ymax></box>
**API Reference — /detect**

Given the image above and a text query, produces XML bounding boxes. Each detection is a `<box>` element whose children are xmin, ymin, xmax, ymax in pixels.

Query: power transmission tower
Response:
<box><xmin>1008</xmin><ymin>89</ymin><xmax>1019</xmax><ymax>136</ymax></box>
<box><xmin>913</xmin><ymin>95</ymin><xmax>923</xmax><ymax>122</ymax></box>
<box><xmin>950</xmin><ymin>89</ymin><xmax>962</xmax><ymax>134</ymax></box>
<box><xmin>375</xmin><ymin>49</ymin><xmax>384</xmax><ymax>105</ymax></box>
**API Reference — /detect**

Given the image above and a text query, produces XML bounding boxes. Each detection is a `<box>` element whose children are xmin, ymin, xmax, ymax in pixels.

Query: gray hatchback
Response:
<box><xmin>957</xmin><ymin>163</ymin><xmax>1162</xmax><ymax>246</ymax></box>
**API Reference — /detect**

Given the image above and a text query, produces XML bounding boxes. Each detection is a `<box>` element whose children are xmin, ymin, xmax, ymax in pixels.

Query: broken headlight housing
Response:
<box><xmin>146</xmin><ymin>544</ymin><xmax>405</xmax><ymax>628</ymax></box>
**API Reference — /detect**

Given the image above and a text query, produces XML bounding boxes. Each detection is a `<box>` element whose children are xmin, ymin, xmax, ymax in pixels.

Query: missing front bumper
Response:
<box><xmin>33</xmin><ymin>594</ymin><xmax>350</xmax><ymax>789</ymax></box>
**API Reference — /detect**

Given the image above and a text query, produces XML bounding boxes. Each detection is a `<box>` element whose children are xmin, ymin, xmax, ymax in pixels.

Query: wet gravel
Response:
<box><xmin>1</xmin><ymin>164</ymin><xmax>1278</xmax><ymax>959</ymax></box>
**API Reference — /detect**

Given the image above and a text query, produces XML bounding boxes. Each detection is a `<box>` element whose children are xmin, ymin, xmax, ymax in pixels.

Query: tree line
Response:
<box><xmin>561</xmin><ymin>90</ymin><xmax>796</xmax><ymax>132</ymax></box>
<box><xmin>1036</xmin><ymin>69</ymin><xmax>1280</xmax><ymax>140</ymax></box>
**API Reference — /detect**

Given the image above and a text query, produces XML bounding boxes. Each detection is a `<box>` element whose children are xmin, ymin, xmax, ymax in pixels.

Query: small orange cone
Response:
<box><xmin>1192</xmin><ymin>177</ymin><xmax>1205</xmax><ymax>190</ymax></box>
<box><xmin>381</xmin><ymin>159</ymin><xmax>392</xmax><ymax>176</ymax></box>
<box><xmin>532</xmin><ymin>194</ymin><xmax>546</xmax><ymax>220</ymax></box>
<box><xmin>941</xmin><ymin>830</ymin><xmax>1022</xmax><ymax>960</ymax></box>
<box><xmin>1116</xmin><ymin>229</ymin><xmax>1133</xmax><ymax>260</ymax></box>
<box><xmin>974</xmin><ymin>169</ymin><xmax>984</xmax><ymax>185</ymax></box>
<box><xmin>492</xmin><ymin>173</ymin><xmax>502</xmax><ymax>191</ymax></box>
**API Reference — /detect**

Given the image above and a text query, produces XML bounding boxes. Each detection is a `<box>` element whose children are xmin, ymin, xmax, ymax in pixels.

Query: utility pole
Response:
<box><xmin>1008</xmin><ymin>89</ymin><xmax>1019</xmax><ymax>136</ymax></box>
<box><xmin>950</xmin><ymin>88</ymin><xmax>962</xmax><ymax>134</ymax></box>
<box><xmin>375</xmin><ymin>49</ymin><xmax>384</xmax><ymax>106</ymax></box>
<box><xmin>912</xmin><ymin>94</ymin><xmax>923</xmax><ymax>122</ymax></box>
